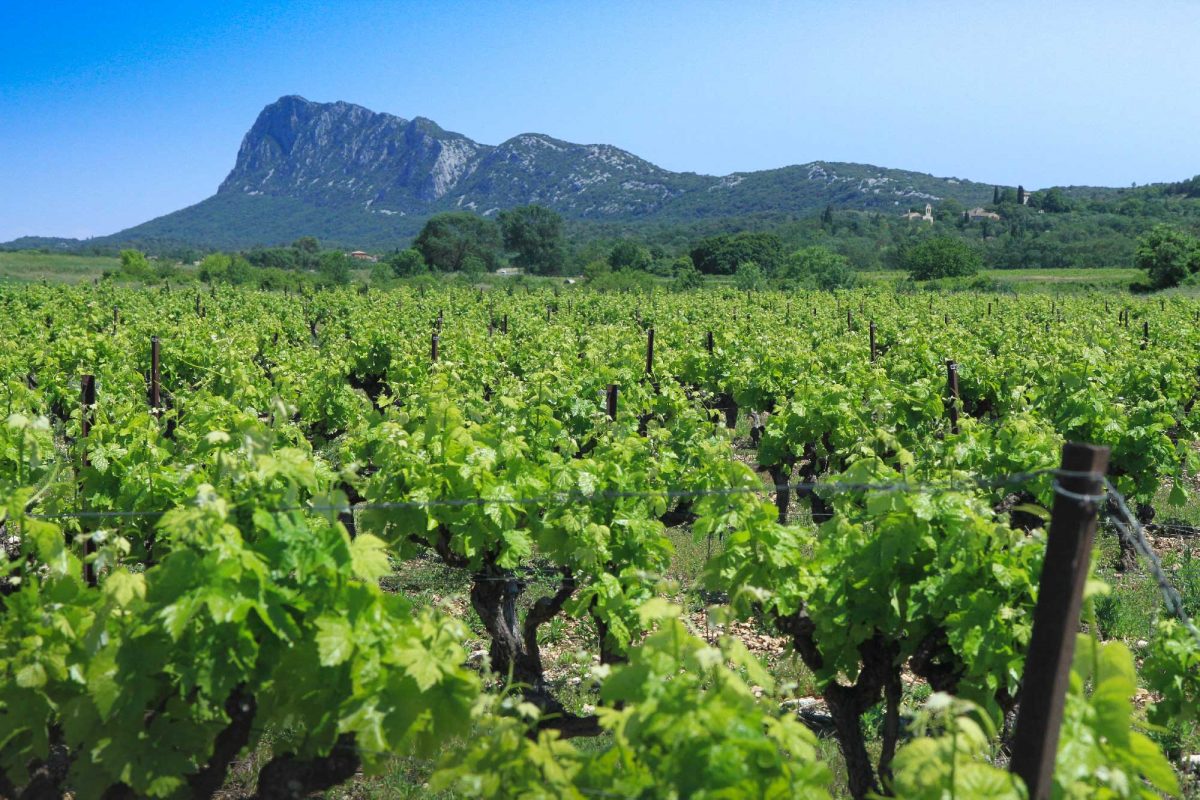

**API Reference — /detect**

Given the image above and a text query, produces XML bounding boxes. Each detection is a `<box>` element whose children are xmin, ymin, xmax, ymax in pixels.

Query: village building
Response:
<box><xmin>902</xmin><ymin>203</ymin><xmax>934</xmax><ymax>223</ymax></box>
<box><xmin>967</xmin><ymin>207</ymin><xmax>1001</xmax><ymax>221</ymax></box>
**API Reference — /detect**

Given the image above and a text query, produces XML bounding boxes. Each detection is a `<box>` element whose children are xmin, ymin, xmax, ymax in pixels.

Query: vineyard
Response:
<box><xmin>2</xmin><ymin>283</ymin><xmax>1199</xmax><ymax>799</ymax></box>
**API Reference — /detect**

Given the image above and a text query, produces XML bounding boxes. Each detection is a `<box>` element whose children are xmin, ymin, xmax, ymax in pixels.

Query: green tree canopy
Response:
<box><xmin>1134</xmin><ymin>224</ymin><xmax>1200</xmax><ymax>289</ymax></box>
<box><xmin>318</xmin><ymin>251</ymin><xmax>352</xmax><ymax>285</ymax></box>
<box><xmin>608</xmin><ymin>240</ymin><xmax>651</xmax><ymax>271</ymax></box>
<box><xmin>670</xmin><ymin>257</ymin><xmax>703</xmax><ymax>290</ymax></box>
<box><xmin>292</xmin><ymin>236</ymin><xmax>320</xmax><ymax>254</ymax></box>
<box><xmin>901</xmin><ymin>237</ymin><xmax>982</xmax><ymax>280</ymax></box>
<box><xmin>118</xmin><ymin>249</ymin><xmax>153</xmax><ymax>280</ymax></box>
<box><xmin>414</xmin><ymin>212</ymin><xmax>502</xmax><ymax>272</ymax></box>
<box><xmin>690</xmin><ymin>232</ymin><xmax>784</xmax><ymax>275</ymax></box>
<box><xmin>733</xmin><ymin>261</ymin><xmax>765</xmax><ymax>291</ymax></box>
<box><xmin>386</xmin><ymin>248</ymin><xmax>427</xmax><ymax>278</ymax></box>
<box><xmin>779</xmin><ymin>246</ymin><xmax>858</xmax><ymax>290</ymax></box>
<box><xmin>497</xmin><ymin>204</ymin><xmax>566</xmax><ymax>275</ymax></box>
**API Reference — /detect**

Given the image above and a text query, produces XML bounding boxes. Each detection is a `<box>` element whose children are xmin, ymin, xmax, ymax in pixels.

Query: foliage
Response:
<box><xmin>1134</xmin><ymin>224</ymin><xmax>1200</xmax><ymax>289</ymax></box>
<box><xmin>118</xmin><ymin>249</ymin><xmax>155</xmax><ymax>281</ymax></box>
<box><xmin>778</xmin><ymin>245</ymin><xmax>859</xmax><ymax>290</ymax></box>
<box><xmin>414</xmin><ymin>212</ymin><xmax>502</xmax><ymax>272</ymax></box>
<box><xmin>498</xmin><ymin>205</ymin><xmax>566</xmax><ymax>275</ymax></box>
<box><xmin>386</xmin><ymin>248</ymin><xmax>428</xmax><ymax>278</ymax></box>
<box><xmin>690</xmin><ymin>231</ymin><xmax>784</xmax><ymax>275</ymax></box>
<box><xmin>0</xmin><ymin>284</ymin><xmax>1196</xmax><ymax>798</ymax></box>
<box><xmin>318</xmin><ymin>251</ymin><xmax>352</xmax><ymax>285</ymax></box>
<box><xmin>608</xmin><ymin>240</ymin><xmax>651</xmax><ymax>271</ymax></box>
<box><xmin>733</xmin><ymin>261</ymin><xmax>765</xmax><ymax>291</ymax></box>
<box><xmin>902</xmin><ymin>237</ymin><xmax>982</xmax><ymax>280</ymax></box>
<box><xmin>891</xmin><ymin>638</ymin><xmax>1181</xmax><ymax>800</ymax></box>
<box><xmin>434</xmin><ymin>607</ymin><xmax>832</xmax><ymax>799</ymax></box>
<box><xmin>1143</xmin><ymin>619</ymin><xmax>1200</xmax><ymax>730</ymax></box>
<box><xmin>671</xmin><ymin>258</ymin><xmax>703</xmax><ymax>290</ymax></box>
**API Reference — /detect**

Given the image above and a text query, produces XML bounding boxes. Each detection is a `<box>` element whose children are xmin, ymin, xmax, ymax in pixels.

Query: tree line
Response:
<box><xmin>107</xmin><ymin>172</ymin><xmax>1200</xmax><ymax>292</ymax></box>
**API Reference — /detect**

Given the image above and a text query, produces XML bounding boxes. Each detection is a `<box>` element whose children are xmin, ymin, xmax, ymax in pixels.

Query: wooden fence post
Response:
<box><xmin>149</xmin><ymin>337</ymin><xmax>161</xmax><ymax>415</ymax></box>
<box><xmin>946</xmin><ymin>360</ymin><xmax>960</xmax><ymax>435</ymax></box>
<box><xmin>1010</xmin><ymin>442</ymin><xmax>1110</xmax><ymax>800</ymax></box>
<box><xmin>80</xmin><ymin>375</ymin><xmax>97</xmax><ymax>587</ymax></box>
<box><xmin>645</xmin><ymin>327</ymin><xmax>655</xmax><ymax>375</ymax></box>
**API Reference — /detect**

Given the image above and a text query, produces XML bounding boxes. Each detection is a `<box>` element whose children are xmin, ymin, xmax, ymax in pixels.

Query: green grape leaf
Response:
<box><xmin>350</xmin><ymin>534</ymin><xmax>392</xmax><ymax>582</ymax></box>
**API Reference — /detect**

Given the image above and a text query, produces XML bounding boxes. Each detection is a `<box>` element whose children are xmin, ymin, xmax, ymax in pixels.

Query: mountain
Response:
<box><xmin>6</xmin><ymin>96</ymin><xmax>1025</xmax><ymax>251</ymax></box>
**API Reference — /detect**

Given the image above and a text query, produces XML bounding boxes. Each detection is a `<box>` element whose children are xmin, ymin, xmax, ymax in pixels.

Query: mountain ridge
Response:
<box><xmin>2</xmin><ymin>95</ymin><xmax>1121</xmax><ymax>251</ymax></box>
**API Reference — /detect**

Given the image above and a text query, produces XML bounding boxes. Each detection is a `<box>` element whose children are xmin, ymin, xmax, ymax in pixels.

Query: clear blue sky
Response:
<box><xmin>3</xmin><ymin>0</ymin><xmax>1199</xmax><ymax>242</ymax></box>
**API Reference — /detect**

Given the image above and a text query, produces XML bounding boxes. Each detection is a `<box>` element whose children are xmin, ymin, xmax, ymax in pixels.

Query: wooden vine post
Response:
<box><xmin>606</xmin><ymin>384</ymin><xmax>618</xmax><ymax>421</ymax></box>
<box><xmin>945</xmin><ymin>360</ymin><xmax>960</xmax><ymax>435</ymax></box>
<box><xmin>1010</xmin><ymin>442</ymin><xmax>1110</xmax><ymax>800</ymax></box>
<box><xmin>645</xmin><ymin>327</ymin><xmax>654</xmax><ymax>375</ymax></box>
<box><xmin>149</xmin><ymin>336</ymin><xmax>161</xmax><ymax>416</ymax></box>
<box><xmin>869</xmin><ymin>321</ymin><xmax>877</xmax><ymax>363</ymax></box>
<box><xmin>80</xmin><ymin>374</ymin><xmax>97</xmax><ymax>587</ymax></box>
<box><xmin>431</xmin><ymin>332</ymin><xmax>439</xmax><ymax>362</ymax></box>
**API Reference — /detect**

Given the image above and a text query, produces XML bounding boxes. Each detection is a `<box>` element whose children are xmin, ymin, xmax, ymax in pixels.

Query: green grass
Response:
<box><xmin>858</xmin><ymin>267</ymin><xmax>1141</xmax><ymax>292</ymax></box>
<box><xmin>0</xmin><ymin>250</ymin><xmax>121</xmax><ymax>283</ymax></box>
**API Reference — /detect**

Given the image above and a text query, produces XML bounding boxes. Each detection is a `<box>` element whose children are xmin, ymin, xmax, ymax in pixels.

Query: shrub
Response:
<box><xmin>901</xmin><ymin>237</ymin><xmax>981</xmax><ymax>280</ymax></box>
<box><xmin>1134</xmin><ymin>224</ymin><xmax>1200</xmax><ymax>289</ymax></box>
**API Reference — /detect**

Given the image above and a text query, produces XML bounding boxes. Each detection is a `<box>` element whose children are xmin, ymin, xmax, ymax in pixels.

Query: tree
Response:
<box><xmin>119</xmin><ymin>249</ymin><xmax>154</xmax><ymax>281</ymax></box>
<box><xmin>821</xmin><ymin>204</ymin><xmax>835</xmax><ymax>229</ymax></box>
<box><xmin>461</xmin><ymin>254</ymin><xmax>487</xmax><ymax>277</ymax></box>
<box><xmin>198</xmin><ymin>252</ymin><xmax>231</xmax><ymax>283</ymax></box>
<box><xmin>387</xmin><ymin>248</ymin><xmax>427</xmax><ymax>278</ymax></box>
<box><xmin>1016</xmin><ymin>185</ymin><xmax>1026</xmax><ymax>205</ymax></box>
<box><xmin>733</xmin><ymin>261</ymin><xmax>765</xmax><ymax>291</ymax></box>
<box><xmin>226</xmin><ymin>255</ymin><xmax>254</xmax><ymax>285</ymax></box>
<box><xmin>318</xmin><ymin>251</ymin><xmax>352</xmax><ymax>285</ymax></box>
<box><xmin>1134</xmin><ymin>224</ymin><xmax>1200</xmax><ymax>289</ymax></box>
<box><xmin>779</xmin><ymin>246</ymin><xmax>859</xmax><ymax>291</ymax></box>
<box><xmin>1036</xmin><ymin>187</ymin><xmax>1071</xmax><ymax>213</ymax></box>
<box><xmin>993</xmin><ymin>186</ymin><xmax>1000</xmax><ymax>204</ymax></box>
<box><xmin>414</xmin><ymin>213</ymin><xmax>502</xmax><ymax>272</ymax></box>
<box><xmin>901</xmin><ymin>237</ymin><xmax>982</xmax><ymax>280</ymax></box>
<box><xmin>690</xmin><ymin>232</ymin><xmax>784</xmax><ymax>275</ymax></box>
<box><xmin>608</xmin><ymin>240</ymin><xmax>651</xmax><ymax>271</ymax></box>
<box><xmin>670</xmin><ymin>258</ymin><xmax>703</xmax><ymax>290</ymax></box>
<box><xmin>497</xmin><ymin>204</ymin><xmax>566</xmax><ymax>275</ymax></box>
<box><xmin>582</xmin><ymin>259</ymin><xmax>611</xmax><ymax>282</ymax></box>
<box><xmin>292</xmin><ymin>236</ymin><xmax>320</xmax><ymax>254</ymax></box>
